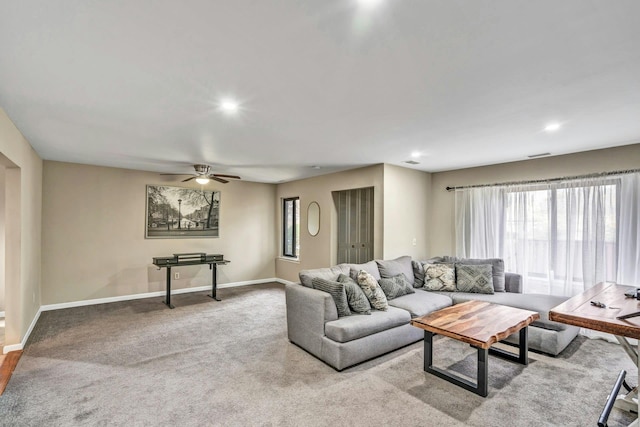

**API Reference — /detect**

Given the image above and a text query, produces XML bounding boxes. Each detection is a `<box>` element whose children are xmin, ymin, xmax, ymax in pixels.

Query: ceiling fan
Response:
<box><xmin>161</xmin><ymin>164</ymin><xmax>241</xmax><ymax>184</ymax></box>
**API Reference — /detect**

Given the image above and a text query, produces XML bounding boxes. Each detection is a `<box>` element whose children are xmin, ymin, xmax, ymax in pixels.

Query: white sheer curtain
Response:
<box><xmin>455</xmin><ymin>175</ymin><xmax>629</xmax><ymax>297</ymax></box>
<box><xmin>617</xmin><ymin>173</ymin><xmax>640</xmax><ymax>285</ymax></box>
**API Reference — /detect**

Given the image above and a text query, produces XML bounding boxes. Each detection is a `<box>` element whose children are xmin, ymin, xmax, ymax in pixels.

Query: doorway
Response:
<box><xmin>334</xmin><ymin>187</ymin><xmax>374</xmax><ymax>264</ymax></box>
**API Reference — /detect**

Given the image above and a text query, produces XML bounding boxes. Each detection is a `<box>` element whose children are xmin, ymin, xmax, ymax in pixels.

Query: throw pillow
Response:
<box><xmin>337</xmin><ymin>274</ymin><xmax>371</xmax><ymax>315</ymax></box>
<box><xmin>444</xmin><ymin>257</ymin><xmax>505</xmax><ymax>292</ymax></box>
<box><xmin>346</xmin><ymin>260</ymin><xmax>381</xmax><ymax>281</ymax></box>
<box><xmin>455</xmin><ymin>264</ymin><xmax>494</xmax><ymax>294</ymax></box>
<box><xmin>376</xmin><ymin>256</ymin><xmax>415</xmax><ymax>286</ymax></box>
<box><xmin>311</xmin><ymin>277</ymin><xmax>352</xmax><ymax>317</ymax></box>
<box><xmin>412</xmin><ymin>256</ymin><xmax>445</xmax><ymax>287</ymax></box>
<box><xmin>299</xmin><ymin>264</ymin><xmax>350</xmax><ymax>288</ymax></box>
<box><xmin>423</xmin><ymin>263</ymin><xmax>456</xmax><ymax>292</ymax></box>
<box><xmin>356</xmin><ymin>270</ymin><xmax>388</xmax><ymax>311</ymax></box>
<box><xmin>378</xmin><ymin>274</ymin><xmax>415</xmax><ymax>300</ymax></box>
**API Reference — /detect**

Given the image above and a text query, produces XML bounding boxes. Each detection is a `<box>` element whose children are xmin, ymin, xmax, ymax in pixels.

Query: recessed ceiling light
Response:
<box><xmin>544</xmin><ymin>122</ymin><xmax>561</xmax><ymax>132</ymax></box>
<box><xmin>411</xmin><ymin>151</ymin><xmax>421</xmax><ymax>158</ymax></box>
<box><xmin>220</xmin><ymin>99</ymin><xmax>239</xmax><ymax>113</ymax></box>
<box><xmin>311</xmin><ymin>165</ymin><xmax>321</xmax><ymax>169</ymax></box>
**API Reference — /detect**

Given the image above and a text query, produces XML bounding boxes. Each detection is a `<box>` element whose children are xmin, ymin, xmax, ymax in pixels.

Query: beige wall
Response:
<box><xmin>275</xmin><ymin>165</ymin><xmax>385</xmax><ymax>282</ymax></box>
<box><xmin>430</xmin><ymin>144</ymin><xmax>640</xmax><ymax>256</ymax></box>
<box><xmin>383</xmin><ymin>164</ymin><xmax>431</xmax><ymax>260</ymax></box>
<box><xmin>42</xmin><ymin>161</ymin><xmax>277</xmax><ymax>305</ymax></box>
<box><xmin>0</xmin><ymin>109</ymin><xmax>43</xmax><ymax>348</ymax></box>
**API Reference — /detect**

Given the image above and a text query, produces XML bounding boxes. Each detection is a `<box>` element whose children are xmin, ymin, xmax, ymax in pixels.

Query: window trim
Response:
<box><xmin>282</xmin><ymin>197</ymin><xmax>299</xmax><ymax>258</ymax></box>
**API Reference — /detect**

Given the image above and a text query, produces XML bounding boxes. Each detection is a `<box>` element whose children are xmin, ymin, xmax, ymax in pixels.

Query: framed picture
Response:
<box><xmin>145</xmin><ymin>185</ymin><xmax>220</xmax><ymax>239</ymax></box>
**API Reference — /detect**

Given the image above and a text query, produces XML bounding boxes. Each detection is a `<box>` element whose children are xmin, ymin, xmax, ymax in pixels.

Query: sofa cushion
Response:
<box><xmin>299</xmin><ymin>264</ymin><xmax>350</xmax><ymax>288</ymax></box>
<box><xmin>423</xmin><ymin>263</ymin><xmax>456</xmax><ymax>292</ymax></box>
<box><xmin>312</xmin><ymin>278</ymin><xmax>351</xmax><ymax>317</ymax></box>
<box><xmin>337</xmin><ymin>274</ymin><xmax>371</xmax><ymax>315</ymax></box>
<box><xmin>346</xmin><ymin>260</ymin><xmax>381</xmax><ymax>281</ymax></box>
<box><xmin>356</xmin><ymin>270</ymin><xmax>388</xmax><ymax>311</ymax></box>
<box><xmin>448</xmin><ymin>292</ymin><xmax>571</xmax><ymax>332</ymax></box>
<box><xmin>376</xmin><ymin>256</ymin><xmax>414</xmax><ymax>286</ymax></box>
<box><xmin>388</xmin><ymin>289</ymin><xmax>452</xmax><ymax>318</ymax></box>
<box><xmin>444</xmin><ymin>256</ymin><xmax>506</xmax><ymax>292</ymax></box>
<box><xmin>455</xmin><ymin>264</ymin><xmax>494</xmax><ymax>294</ymax></box>
<box><xmin>324</xmin><ymin>306</ymin><xmax>410</xmax><ymax>343</ymax></box>
<box><xmin>378</xmin><ymin>274</ymin><xmax>415</xmax><ymax>300</ymax></box>
<box><xmin>412</xmin><ymin>257</ymin><xmax>444</xmax><ymax>287</ymax></box>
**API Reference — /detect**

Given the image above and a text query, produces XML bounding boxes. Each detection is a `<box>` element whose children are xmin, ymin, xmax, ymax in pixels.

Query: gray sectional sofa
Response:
<box><xmin>285</xmin><ymin>256</ymin><xmax>580</xmax><ymax>371</ymax></box>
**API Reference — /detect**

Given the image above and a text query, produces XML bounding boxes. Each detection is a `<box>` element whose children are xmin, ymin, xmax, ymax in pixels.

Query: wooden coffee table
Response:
<box><xmin>411</xmin><ymin>300</ymin><xmax>539</xmax><ymax>397</ymax></box>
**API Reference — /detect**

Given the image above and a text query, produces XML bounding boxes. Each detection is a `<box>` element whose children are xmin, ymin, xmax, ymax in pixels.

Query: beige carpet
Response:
<box><xmin>0</xmin><ymin>283</ymin><xmax>636</xmax><ymax>426</ymax></box>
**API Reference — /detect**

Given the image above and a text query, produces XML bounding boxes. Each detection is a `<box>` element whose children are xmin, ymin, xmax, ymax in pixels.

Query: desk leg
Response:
<box><xmin>164</xmin><ymin>267</ymin><xmax>174</xmax><ymax>309</ymax></box>
<box><xmin>612</xmin><ymin>336</ymin><xmax>639</xmax><ymax>426</ymax></box>
<box><xmin>207</xmin><ymin>263</ymin><xmax>221</xmax><ymax>302</ymax></box>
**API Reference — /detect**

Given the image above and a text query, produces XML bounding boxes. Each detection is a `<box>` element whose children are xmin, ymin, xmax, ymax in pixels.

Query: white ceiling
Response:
<box><xmin>1</xmin><ymin>1</ymin><xmax>639</xmax><ymax>183</ymax></box>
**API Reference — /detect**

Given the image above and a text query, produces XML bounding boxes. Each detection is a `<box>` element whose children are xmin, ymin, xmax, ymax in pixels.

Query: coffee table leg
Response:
<box><xmin>478</xmin><ymin>347</ymin><xmax>488</xmax><ymax>397</ymax></box>
<box><xmin>424</xmin><ymin>330</ymin><xmax>434</xmax><ymax>372</ymax></box>
<box><xmin>488</xmin><ymin>326</ymin><xmax>529</xmax><ymax>365</ymax></box>
<box><xmin>423</xmin><ymin>331</ymin><xmax>489</xmax><ymax>397</ymax></box>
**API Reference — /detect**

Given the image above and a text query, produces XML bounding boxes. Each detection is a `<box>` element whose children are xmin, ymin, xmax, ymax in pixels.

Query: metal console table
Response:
<box><xmin>152</xmin><ymin>253</ymin><xmax>230</xmax><ymax>309</ymax></box>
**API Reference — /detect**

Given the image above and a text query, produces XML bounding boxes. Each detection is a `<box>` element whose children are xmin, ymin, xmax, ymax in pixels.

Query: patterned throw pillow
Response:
<box><xmin>356</xmin><ymin>270</ymin><xmax>388</xmax><ymax>311</ymax></box>
<box><xmin>337</xmin><ymin>274</ymin><xmax>371</xmax><ymax>315</ymax></box>
<box><xmin>423</xmin><ymin>263</ymin><xmax>456</xmax><ymax>292</ymax></box>
<box><xmin>455</xmin><ymin>264</ymin><xmax>494</xmax><ymax>294</ymax></box>
<box><xmin>311</xmin><ymin>278</ymin><xmax>352</xmax><ymax>317</ymax></box>
<box><xmin>378</xmin><ymin>274</ymin><xmax>415</xmax><ymax>300</ymax></box>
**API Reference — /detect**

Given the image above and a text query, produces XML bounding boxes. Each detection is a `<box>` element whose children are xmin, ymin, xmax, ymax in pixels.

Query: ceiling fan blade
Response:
<box><xmin>182</xmin><ymin>176</ymin><xmax>197</xmax><ymax>182</ymax></box>
<box><xmin>212</xmin><ymin>174</ymin><xmax>241</xmax><ymax>179</ymax></box>
<box><xmin>160</xmin><ymin>173</ymin><xmax>192</xmax><ymax>176</ymax></box>
<box><xmin>212</xmin><ymin>177</ymin><xmax>229</xmax><ymax>184</ymax></box>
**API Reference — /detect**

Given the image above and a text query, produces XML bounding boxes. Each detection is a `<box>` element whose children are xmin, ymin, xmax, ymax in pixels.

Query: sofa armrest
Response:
<box><xmin>505</xmin><ymin>273</ymin><xmax>523</xmax><ymax>293</ymax></box>
<box><xmin>285</xmin><ymin>283</ymin><xmax>338</xmax><ymax>358</ymax></box>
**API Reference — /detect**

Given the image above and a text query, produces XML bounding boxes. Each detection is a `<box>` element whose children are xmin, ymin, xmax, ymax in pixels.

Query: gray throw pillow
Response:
<box><xmin>311</xmin><ymin>277</ymin><xmax>352</xmax><ymax>317</ymax></box>
<box><xmin>376</xmin><ymin>256</ymin><xmax>415</xmax><ymax>286</ymax></box>
<box><xmin>378</xmin><ymin>274</ymin><xmax>415</xmax><ymax>300</ymax></box>
<box><xmin>299</xmin><ymin>264</ymin><xmax>350</xmax><ymax>288</ymax></box>
<box><xmin>455</xmin><ymin>264</ymin><xmax>494</xmax><ymax>294</ymax></box>
<box><xmin>337</xmin><ymin>274</ymin><xmax>371</xmax><ymax>315</ymax></box>
<box><xmin>412</xmin><ymin>257</ymin><xmax>445</xmax><ymax>287</ymax></box>
<box><xmin>347</xmin><ymin>260</ymin><xmax>381</xmax><ymax>281</ymax></box>
<box><xmin>423</xmin><ymin>263</ymin><xmax>456</xmax><ymax>292</ymax></box>
<box><xmin>356</xmin><ymin>270</ymin><xmax>388</xmax><ymax>311</ymax></box>
<box><xmin>444</xmin><ymin>256</ymin><xmax>505</xmax><ymax>292</ymax></box>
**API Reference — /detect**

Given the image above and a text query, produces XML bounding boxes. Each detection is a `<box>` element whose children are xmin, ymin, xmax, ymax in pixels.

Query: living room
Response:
<box><xmin>2</xmin><ymin>1</ymin><xmax>640</xmax><ymax>425</ymax></box>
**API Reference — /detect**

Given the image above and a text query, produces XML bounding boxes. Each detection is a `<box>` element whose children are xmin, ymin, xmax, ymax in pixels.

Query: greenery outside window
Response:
<box><xmin>282</xmin><ymin>197</ymin><xmax>300</xmax><ymax>258</ymax></box>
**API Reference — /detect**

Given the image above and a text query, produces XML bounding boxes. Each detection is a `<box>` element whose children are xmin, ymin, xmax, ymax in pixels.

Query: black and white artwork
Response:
<box><xmin>146</xmin><ymin>185</ymin><xmax>220</xmax><ymax>238</ymax></box>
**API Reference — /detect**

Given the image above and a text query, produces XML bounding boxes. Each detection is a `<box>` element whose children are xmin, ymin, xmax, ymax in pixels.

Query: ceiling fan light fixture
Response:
<box><xmin>195</xmin><ymin>177</ymin><xmax>210</xmax><ymax>185</ymax></box>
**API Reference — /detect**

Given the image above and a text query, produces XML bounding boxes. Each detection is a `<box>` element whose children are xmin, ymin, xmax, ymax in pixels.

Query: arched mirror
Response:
<box><xmin>307</xmin><ymin>202</ymin><xmax>320</xmax><ymax>236</ymax></box>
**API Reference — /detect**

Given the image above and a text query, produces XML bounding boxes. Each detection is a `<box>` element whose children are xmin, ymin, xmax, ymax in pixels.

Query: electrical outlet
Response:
<box><xmin>412</xmin><ymin>237</ymin><xmax>417</xmax><ymax>246</ymax></box>
<box><xmin>174</xmin><ymin>272</ymin><xmax>180</xmax><ymax>280</ymax></box>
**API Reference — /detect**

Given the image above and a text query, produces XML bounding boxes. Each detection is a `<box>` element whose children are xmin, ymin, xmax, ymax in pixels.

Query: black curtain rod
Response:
<box><xmin>445</xmin><ymin>168</ymin><xmax>640</xmax><ymax>191</ymax></box>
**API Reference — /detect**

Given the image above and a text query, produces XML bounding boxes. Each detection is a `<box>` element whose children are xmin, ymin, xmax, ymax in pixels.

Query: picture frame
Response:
<box><xmin>145</xmin><ymin>185</ymin><xmax>220</xmax><ymax>239</ymax></box>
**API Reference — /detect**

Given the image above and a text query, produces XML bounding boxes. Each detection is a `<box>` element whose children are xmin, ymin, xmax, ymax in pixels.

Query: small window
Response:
<box><xmin>282</xmin><ymin>197</ymin><xmax>300</xmax><ymax>258</ymax></box>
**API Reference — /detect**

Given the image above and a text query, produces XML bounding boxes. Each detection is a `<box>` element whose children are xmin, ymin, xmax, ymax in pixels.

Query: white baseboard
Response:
<box><xmin>3</xmin><ymin>307</ymin><xmax>41</xmax><ymax>354</ymax></box>
<box><xmin>40</xmin><ymin>278</ymin><xmax>282</xmax><ymax>312</ymax></box>
<box><xmin>4</xmin><ymin>278</ymin><xmax>285</xmax><ymax>354</ymax></box>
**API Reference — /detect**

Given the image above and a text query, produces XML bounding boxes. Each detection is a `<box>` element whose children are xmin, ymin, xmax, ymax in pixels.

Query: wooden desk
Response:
<box><xmin>549</xmin><ymin>282</ymin><xmax>640</xmax><ymax>427</ymax></box>
<box><xmin>411</xmin><ymin>300</ymin><xmax>539</xmax><ymax>397</ymax></box>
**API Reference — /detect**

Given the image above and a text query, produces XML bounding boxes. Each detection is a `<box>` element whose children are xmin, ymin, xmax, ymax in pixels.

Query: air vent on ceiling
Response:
<box><xmin>403</xmin><ymin>160</ymin><xmax>420</xmax><ymax>165</ymax></box>
<box><xmin>527</xmin><ymin>152</ymin><xmax>551</xmax><ymax>159</ymax></box>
